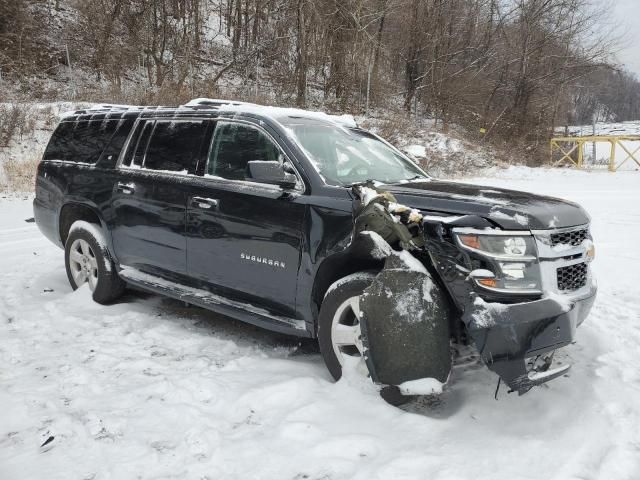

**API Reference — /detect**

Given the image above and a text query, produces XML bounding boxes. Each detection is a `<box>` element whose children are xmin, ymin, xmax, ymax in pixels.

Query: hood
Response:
<box><xmin>383</xmin><ymin>180</ymin><xmax>590</xmax><ymax>230</ymax></box>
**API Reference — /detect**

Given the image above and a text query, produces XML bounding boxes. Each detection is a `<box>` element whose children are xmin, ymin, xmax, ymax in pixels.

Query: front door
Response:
<box><xmin>186</xmin><ymin>120</ymin><xmax>306</xmax><ymax>316</ymax></box>
<box><xmin>110</xmin><ymin>118</ymin><xmax>211</xmax><ymax>276</ymax></box>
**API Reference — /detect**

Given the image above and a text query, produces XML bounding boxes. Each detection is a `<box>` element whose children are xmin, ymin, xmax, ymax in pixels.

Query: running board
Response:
<box><xmin>119</xmin><ymin>266</ymin><xmax>309</xmax><ymax>336</ymax></box>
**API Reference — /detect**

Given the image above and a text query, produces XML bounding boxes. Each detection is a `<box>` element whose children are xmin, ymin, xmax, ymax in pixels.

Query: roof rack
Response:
<box><xmin>68</xmin><ymin>104</ymin><xmax>177</xmax><ymax>116</ymax></box>
<box><xmin>183</xmin><ymin>98</ymin><xmax>251</xmax><ymax>108</ymax></box>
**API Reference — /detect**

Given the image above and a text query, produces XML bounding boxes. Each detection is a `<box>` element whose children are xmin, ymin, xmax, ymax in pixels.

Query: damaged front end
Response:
<box><xmin>351</xmin><ymin>183</ymin><xmax>597</xmax><ymax>396</ymax></box>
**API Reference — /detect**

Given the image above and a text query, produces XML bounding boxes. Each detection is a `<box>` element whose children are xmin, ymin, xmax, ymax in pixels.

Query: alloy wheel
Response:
<box><xmin>68</xmin><ymin>238</ymin><xmax>99</xmax><ymax>291</ymax></box>
<box><xmin>330</xmin><ymin>295</ymin><xmax>365</xmax><ymax>366</ymax></box>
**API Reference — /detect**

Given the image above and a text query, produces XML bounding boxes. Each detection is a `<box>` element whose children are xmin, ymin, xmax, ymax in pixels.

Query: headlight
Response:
<box><xmin>455</xmin><ymin>230</ymin><xmax>542</xmax><ymax>294</ymax></box>
<box><xmin>457</xmin><ymin>233</ymin><xmax>536</xmax><ymax>259</ymax></box>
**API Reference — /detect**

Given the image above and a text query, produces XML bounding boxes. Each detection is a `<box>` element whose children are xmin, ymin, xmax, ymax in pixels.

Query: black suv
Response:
<box><xmin>34</xmin><ymin>99</ymin><xmax>597</xmax><ymax>399</ymax></box>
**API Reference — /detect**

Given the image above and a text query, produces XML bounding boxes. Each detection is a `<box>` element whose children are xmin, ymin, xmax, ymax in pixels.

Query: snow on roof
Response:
<box><xmin>60</xmin><ymin>98</ymin><xmax>358</xmax><ymax>128</ymax></box>
<box><xmin>87</xmin><ymin>103</ymin><xmax>143</xmax><ymax>111</ymax></box>
<box><xmin>60</xmin><ymin>103</ymin><xmax>152</xmax><ymax>119</ymax></box>
<box><xmin>184</xmin><ymin>98</ymin><xmax>358</xmax><ymax>128</ymax></box>
<box><xmin>185</xmin><ymin>98</ymin><xmax>248</xmax><ymax>107</ymax></box>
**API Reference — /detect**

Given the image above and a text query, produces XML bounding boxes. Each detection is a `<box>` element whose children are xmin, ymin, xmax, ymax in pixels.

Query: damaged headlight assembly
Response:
<box><xmin>454</xmin><ymin>229</ymin><xmax>542</xmax><ymax>295</ymax></box>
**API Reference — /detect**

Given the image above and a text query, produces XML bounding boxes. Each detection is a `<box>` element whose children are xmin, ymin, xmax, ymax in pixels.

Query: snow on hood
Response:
<box><xmin>383</xmin><ymin>180</ymin><xmax>590</xmax><ymax>230</ymax></box>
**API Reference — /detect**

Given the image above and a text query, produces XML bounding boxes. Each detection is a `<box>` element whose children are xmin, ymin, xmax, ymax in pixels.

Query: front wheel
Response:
<box><xmin>65</xmin><ymin>221</ymin><xmax>125</xmax><ymax>304</ymax></box>
<box><xmin>318</xmin><ymin>273</ymin><xmax>410</xmax><ymax>406</ymax></box>
<box><xmin>318</xmin><ymin>274</ymin><xmax>373</xmax><ymax>381</ymax></box>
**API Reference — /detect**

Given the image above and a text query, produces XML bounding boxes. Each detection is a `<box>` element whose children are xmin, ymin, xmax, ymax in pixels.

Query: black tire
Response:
<box><xmin>64</xmin><ymin>222</ymin><xmax>125</xmax><ymax>304</ymax></box>
<box><xmin>318</xmin><ymin>273</ymin><xmax>412</xmax><ymax>406</ymax></box>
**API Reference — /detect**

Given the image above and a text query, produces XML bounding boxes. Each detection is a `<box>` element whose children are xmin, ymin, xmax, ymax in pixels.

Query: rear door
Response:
<box><xmin>110</xmin><ymin>118</ymin><xmax>211</xmax><ymax>276</ymax></box>
<box><xmin>186</xmin><ymin>120</ymin><xmax>306</xmax><ymax>316</ymax></box>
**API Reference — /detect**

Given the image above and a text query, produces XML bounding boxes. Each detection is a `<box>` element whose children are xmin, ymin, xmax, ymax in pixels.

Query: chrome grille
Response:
<box><xmin>557</xmin><ymin>262</ymin><xmax>588</xmax><ymax>291</ymax></box>
<box><xmin>550</xmin><ymin>228</ymin><xmax>588</xmax><ymax>247</ymax></box>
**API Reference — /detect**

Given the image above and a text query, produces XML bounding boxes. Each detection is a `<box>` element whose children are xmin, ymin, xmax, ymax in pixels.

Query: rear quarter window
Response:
<box><xmin>143</xmin><ymin>120</ymin><xmax>208</xmax><ymax>173</ymax></box>
<box><xmin>43</xmin><ymin>120</ymin><xmax>119</xmax><ymax>164</ymax></box>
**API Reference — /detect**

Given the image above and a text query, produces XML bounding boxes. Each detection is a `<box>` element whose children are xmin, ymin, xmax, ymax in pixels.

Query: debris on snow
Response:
<box><xmin>398</xmin><ymin>377</ymin><xmax>444</xmax><ymax>395</ymax></box>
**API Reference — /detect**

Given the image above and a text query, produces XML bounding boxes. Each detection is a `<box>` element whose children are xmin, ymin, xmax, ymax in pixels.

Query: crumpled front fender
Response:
<box><xmin>359</xmin><ymin>253</ymin><xmax>452</xmax><ymax>388</ymax></box>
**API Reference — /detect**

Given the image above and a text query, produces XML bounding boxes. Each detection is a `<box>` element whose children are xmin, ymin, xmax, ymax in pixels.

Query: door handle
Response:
<box><xmin>116</xmin><ymin>182</ymin><xmax>135</xmax><ymax>194</ymax></box>
<box><xmin>191</xmin><ymin>197</ymin><xmax>219</xmax><ymax>210</ymax></box>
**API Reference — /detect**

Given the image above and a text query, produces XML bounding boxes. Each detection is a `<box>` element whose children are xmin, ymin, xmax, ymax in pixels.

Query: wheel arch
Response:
<box><xmin>310</xmin><ymin>234</ymin><xmax>387</xmax><ymax>334</ymax></box>
<box><xmin>310</xmin><ymin>234</ymin><xmax>461</xmax><ymax>338</ymax></box>
<box><xmin>312</xmin><ymin>254</ymin><xmax>384</xmax><ymax>313</ymax></box>
<box><xmin>58</xmin><ymin>202</ymin><xmax>106</xmax><ymax>246</ymax></box>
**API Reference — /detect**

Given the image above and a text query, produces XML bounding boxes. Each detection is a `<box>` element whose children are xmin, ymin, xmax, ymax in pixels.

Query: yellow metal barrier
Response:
<box><xmin>550</xmin><ymin>135</ymin><xmax>640</xmax><ymax>171</ymax></box>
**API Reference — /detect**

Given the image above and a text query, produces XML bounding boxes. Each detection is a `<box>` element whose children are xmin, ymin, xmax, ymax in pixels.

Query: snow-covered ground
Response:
<box><xmin>2</xmin><ymin>167</ymin><xmax>640</xmax><ymax>479</ymax></box>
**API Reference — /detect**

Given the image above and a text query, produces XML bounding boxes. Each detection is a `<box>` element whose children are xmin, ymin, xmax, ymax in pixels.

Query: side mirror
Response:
<box><xmin>247</xmin><ymin>160</ymin><xmax>297</xmax><ymax>189</ymax></box>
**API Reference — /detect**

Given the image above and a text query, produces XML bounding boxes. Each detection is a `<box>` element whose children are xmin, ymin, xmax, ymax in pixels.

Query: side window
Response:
<box><xmin>207</xmin><ymin>122</ymin><xmax>280</xmax><ymax>180</ymax></box>
<box><xmin>143</xmin><ymin>120</ymin><xmax>208</xmax><ymax>173</ymax></box>
<box><xmin>99</xmin><ymin>118</ymin><xmax>135</xmax><ymax>165</ymax></box>
<box><xmin>131</xmin><ymin>121</ymin><xmax>154</xmax><ymax>167</ymax></box>
<box><xmin>43</xmin><ymin>120</ymin><xmax>118</xmax><ymax>163</ymax></box>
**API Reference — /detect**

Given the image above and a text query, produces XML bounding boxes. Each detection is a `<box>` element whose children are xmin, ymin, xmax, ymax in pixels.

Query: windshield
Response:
<box><xmin>286</xmin><ymin>124</ymin><xmax>428</xmax><ymax>185</ymax></box>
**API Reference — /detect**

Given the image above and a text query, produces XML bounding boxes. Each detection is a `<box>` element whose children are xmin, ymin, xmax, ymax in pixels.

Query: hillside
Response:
<box><xmin>2</xmin><ymin>0</ymin><xmax>640</xmax><ymax>160</ymax></box>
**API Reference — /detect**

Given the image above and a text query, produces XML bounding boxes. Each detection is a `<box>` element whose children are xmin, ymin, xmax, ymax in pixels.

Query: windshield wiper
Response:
<box><xmin>405</xmin><ymin>175</ymin><xmax>428</xmax><ymax>181</ymax></box>
<box><xmin>345</xmin><ymin>175</ymin><xmax>427</xmax><ymax>187</ymax></box>
<box><xmin>346</xmin><ymin>179</ymin><xmax>377</xmax><ymax>187</ymax></box>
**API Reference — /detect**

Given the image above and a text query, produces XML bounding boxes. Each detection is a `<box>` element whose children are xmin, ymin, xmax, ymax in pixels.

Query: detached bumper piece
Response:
<box><xmin>359</xmin><ymin>255</ymin><xmax>452</xmax><ymax>387</ymax></box>
<box><xmin>463</xmin><ymin>290</ymin><xmax>596</xmax><ymax>394</ymax></box>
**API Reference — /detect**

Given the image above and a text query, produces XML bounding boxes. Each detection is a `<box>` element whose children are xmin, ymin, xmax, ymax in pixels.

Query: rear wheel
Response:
<box><xmin>65</xmin><ymin>221</ymin><xmax>125</xmax><ymax>304</ymax></box>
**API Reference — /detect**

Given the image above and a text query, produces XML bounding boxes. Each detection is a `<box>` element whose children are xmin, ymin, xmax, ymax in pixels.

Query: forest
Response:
<box><xmin>1</xmin><ymin>0</ymin><xmax>640</xmax><ymax>151</ymax></box>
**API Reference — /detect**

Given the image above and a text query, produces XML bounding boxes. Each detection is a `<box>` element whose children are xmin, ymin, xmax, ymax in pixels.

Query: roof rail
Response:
<box><xmin>88</xmin><ymin>103</ymin><xmax>144</xmax><ymax>110</ymax></box>
<box><xmin>69</xmin><ymin>104</ymin><xmax>175</xmax><ymax>116</ymax></box>
<box><xmin>183</xmin><ymin>98</ymin><xmax>250</xmax><ymax>108</ymax></box>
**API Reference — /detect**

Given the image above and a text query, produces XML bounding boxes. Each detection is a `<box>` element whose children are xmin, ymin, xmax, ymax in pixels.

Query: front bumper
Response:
<box><xmin>426</xmin><ymin>221</ymin><xmax>598</xmax><ymax>394</ymax></box>
<box><xmin>463</xmin><ymin>285</ymin><xmax>596</xmax><ymax>394</ymax></box>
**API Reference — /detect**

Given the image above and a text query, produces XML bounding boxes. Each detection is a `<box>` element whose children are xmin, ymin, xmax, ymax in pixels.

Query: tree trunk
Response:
<box><xmin>295</xmin><ymin>0</ymin><xmax>307</xmax><ymax>106</ymax></box>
